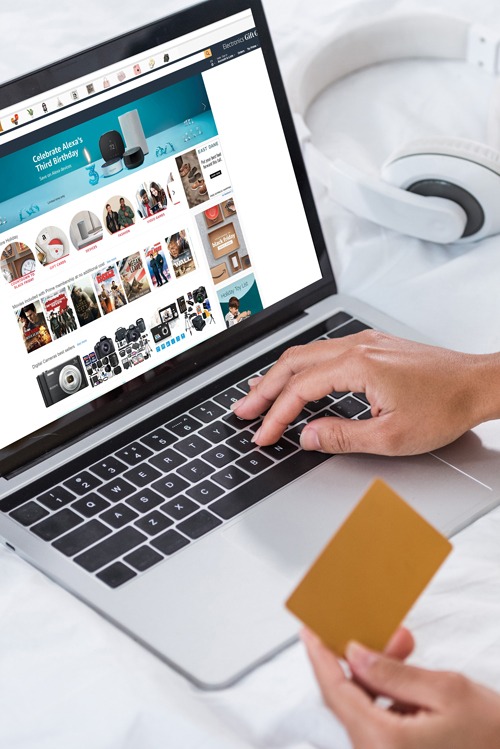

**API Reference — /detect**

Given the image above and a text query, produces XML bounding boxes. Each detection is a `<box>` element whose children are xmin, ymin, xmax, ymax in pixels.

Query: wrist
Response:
<box><xmin>468</xmin><ymin>352</ymin><xmax>500</xmax><ymax>425</ymax></box>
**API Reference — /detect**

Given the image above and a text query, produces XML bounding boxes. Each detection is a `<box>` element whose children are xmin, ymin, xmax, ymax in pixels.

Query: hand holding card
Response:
<box><xmin>286</xmin><ymin>478</ymin><xmax>452</xmax><ymax>656</ymax></box>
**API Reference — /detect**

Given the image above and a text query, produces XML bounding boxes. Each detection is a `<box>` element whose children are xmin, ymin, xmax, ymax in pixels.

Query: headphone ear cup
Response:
<box><xmin>381</xmin><ymin>137</ymin><xmax>500</xmax><ymax>241</ymax></box>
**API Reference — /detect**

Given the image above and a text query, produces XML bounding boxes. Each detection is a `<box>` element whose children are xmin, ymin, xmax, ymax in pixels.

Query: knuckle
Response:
<box><xmin>319</xmin><ymin>419</ymin><xmax>352</xmax><ymax>453</ymax></box>
<box><xmin>279</xmin><ymin>345</ymin><xmax>303</xmax><ymax>369</ymax></box>
<box><xmin>441</xmin><ymin>671</ymin><xmax>471</xmax><ymax>700</ymax></box>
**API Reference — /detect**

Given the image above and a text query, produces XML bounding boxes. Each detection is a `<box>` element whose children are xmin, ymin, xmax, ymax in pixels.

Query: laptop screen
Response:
<box><xmin>0</xmin><ymin>0</ymin><xmax>333</xmax><ymax>474</ymax></box>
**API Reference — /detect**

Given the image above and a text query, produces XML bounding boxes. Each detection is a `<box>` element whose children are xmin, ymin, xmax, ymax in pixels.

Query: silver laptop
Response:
<box><xmin>1</xmin><ymin>0</ymin><xmax>499</xmax><ymax>690</ymax></box>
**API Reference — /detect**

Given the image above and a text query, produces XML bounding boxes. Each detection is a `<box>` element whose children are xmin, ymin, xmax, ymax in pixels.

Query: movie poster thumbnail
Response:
<box><xmin>144</xmin><ymin>242</ymin><xmax>171</xmax><ymax>288</ymax></box>
<box><xmin>165</xmin><ymin>230</ymin><xmax>196</xmax><ymax>279</ymax></box>
<box><xmin>217</xmin><ymin>273</ymin><xmax>263</xmax><ymax>328</ymax></box>
<box><xmin>41</xmin><ymin>287</ymin><xmax>78</xmax><ymax>340</ymax></box>
<box><xmin>118</xmin><ymin>252</ymin><xmax>151</xmax><ymax>303</ymax></box>
<box><xmin>93</xmin><ymin>265</ymin><xmax>128</xmax><ymax>315</ymax></box>
<box><xmin>16</xmin><ymin>300</ymin><xmax>52</xmax><ymax>353</ymax></box>
<box><xmin>69</xmin><ymin>277</ymin><xmax>101</xmax><ymax>327</ymax></box>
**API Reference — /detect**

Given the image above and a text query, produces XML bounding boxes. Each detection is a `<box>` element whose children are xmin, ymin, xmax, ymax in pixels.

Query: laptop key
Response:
<box><xmin>123</xmin><ymin>463</ymin><xmax>162</xmax><ymax>487</ymax></box>
<box><xmin>213</xmin><ymin>387</ymin><xmax>245</xmax><ymax>410</ymax></box>
<box><xmin>10</xmin><ymin>501</ymin><xmax>49</xmax><ymax>526</ymax></box>
<box><xmin>327</xmin><ymin>319</ymin><xmax>370</xmax><ymax>338</ymax></box>
<box><xmin>89</xmin><ymin>456</ymin><xmax>127</xmax><ymax>480</ymax></box>
<box><xmin>211</xmin><ymin>466</ymin><xmax>249</xmax><ymax>491</ymax></box>
<box><xmin>285</xmin><ymin>422</ymin><xmax>307</xmax><ymax>445</ymax></box>
<box><xmin>235</xmin><ymin>451</ymin><xmax>274</xmax><ymax>475</ymax></box>
<box><xmin>31</xmin><ymin>509</ymin><xmax>83</xmax><ymax>542</ymax></box>
<box><xmin>152</xmin><ymin>473</ymin><xmax>190</xmax><ymax>499</ymax></box>
<box><xmin>189</xmin><ymin>401</ymin><xmax>225</xmax><ymax>424</ymax></box>
<box><xmin>357</xmin><ymin>409</ymin><xmax>373</xmax><ymax>420</ymax></box>
<box><xmin>75</xmin><ymin>527</ymin><xmax>147</xmax><ymax>572</ymax></box>
<box><xmin>161</xmin><ymin>497</ymin><xmax>199</xmax><ymax>520</ymax></box>
<box><xmin>151</xmin><ymin>529</ymin><xmax>190</xmax><ymax>555</ymax></box>
<box><xmin>330</xmin><ymin>397</ymin><xmax>367</xmax><ymax>418</ymax></box>
<box><xmin>210</xmin><ymin>450</ymin><xmax>332</xmax><ymax>521</ymax></box>
<box><xmin>38</xmin><ymin>486</ymin><xmax>76</xmax><ymax>511</ymax></box>
<box><xmin>222</xmin><ymin>411</ymin><xmax>256</xmax><ymax>430</ymax></box>
<box><xmin>98</xmin><ymin>477</ymin><xmax>136</xmax><ymax>502</ymax></box>
<box><xmin>140</xmin><ymin>428</ymin><xmax>176</xmax><ymax>451</ymax></box>
<box><xmin>134</xmin><ymin>510</ymin><xmax>173</xmax><ymax>535</ymax></box>
<box><xmin>116</xmin><ymin>443</ymin><xmax>154</xmax><ymax>465</ymax></box>
<box><xmin>177</xmin><ymin>459</ymin><xmax>214</xmax><ymax>483</ymax></box>
<box><xmin>186</xmin><ymin>480</ymin><xmax>224</xmax><ymax>505</ymax></box>
<box><xmin>52</xmin><ymin>519</ymin><xmax>111</xmax><ymax>556</ymax></box>
<box><xmin>177</xmin><ymin>509</ymin><xmax>222</xmax><ymax>539</ymax></box>
<box><xmin>199</xmin><ymin>420</ymin><xmax>236</xmax><ymax>444</ymax></box>
<box><xmin>260</xmin><ymin>437</ymin><xmax>297</xmax><ymax>461</ymax></box>
<box><xmin>72</xmin><ymin>493</ymin><xmax>110</xmax><ymax>518</ymax></box>
<box><xmin>307</xmin><ymin>396</ymin><xmax>334</xmax><ymax>412</ymax></box>
<box><xmin>100</xmin><ymin>503</ymin><xmax>139</xmax><ymax>529</ymax></box>
<box><xmin>202</xmin><ymin>445</ymin><xmax>240</xmax><ymax>469</ymax></box>
<box><xmin>97</xmin><ymin>562</ymin><xmax>137</xmax><ymax>588</ymax></box>
<box><xmin>175</xmin><ymin>434</ymin><xmax>212</xmax><ymax>459</ymax></box>
<box><xmin>126</xmin><ymin>487</ymin><xmax>164</xmax><ymax>513</ymax></box>
<box><xmin>226</xmin><ymin>431</ymin><xmax>255</xmax><ymax>454</ymax></box>
<box><xmin>325</xmin><ymin>311</ymin><xmax>353</xmax><ymax>332</ymax></box>
<box><xmin>64</xmin><ymin>472</ymin><xmax>102</xmax><ymax>496</ymax></box>
<box><xmin>124</xmin><ymin>545</ymin><xmax>164</xmax><ymax>572</ymax></box>
<box><xmin>149</xmin><ymin>448</ymin><xmax>187</xmax><ymax>472</ymax></box>
<box><xmin>165</xmin><ymin>414</ymin><xmax>202</xmax><ymax>437</ymax></box>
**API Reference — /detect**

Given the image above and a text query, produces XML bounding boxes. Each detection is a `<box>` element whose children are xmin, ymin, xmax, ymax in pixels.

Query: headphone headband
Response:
<box><xmin>289</xmin><ymin>13</ymin><xmax>500</xmax><ymax>244</ymax></box>
<box><xmin>290</xmin><ymin>14</ymin><xmax>500</xmax><ymax>115</ymax></box>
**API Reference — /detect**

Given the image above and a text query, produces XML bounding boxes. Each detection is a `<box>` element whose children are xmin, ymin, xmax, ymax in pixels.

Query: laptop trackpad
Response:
<box><xmin>223</xmin><ymin>451</ymin><xmax>495</xmax><ymax>580</ymax></box>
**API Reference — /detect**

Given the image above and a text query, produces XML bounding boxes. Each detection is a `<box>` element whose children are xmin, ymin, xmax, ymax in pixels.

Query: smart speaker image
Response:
<box><xmin>119</xmin><ymin>109</ymin><xmax>149</xmax><ymax>156</ymax></box>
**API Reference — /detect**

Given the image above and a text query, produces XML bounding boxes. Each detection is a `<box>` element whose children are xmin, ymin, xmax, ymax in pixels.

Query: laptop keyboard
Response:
<box><xmin>6</xmin><ymin>313</ymin><xmax>371</xmax><ymax>588</ymax></box>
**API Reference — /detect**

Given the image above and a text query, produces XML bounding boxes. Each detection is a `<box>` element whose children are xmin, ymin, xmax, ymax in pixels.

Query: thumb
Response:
<box><xmin>300</xmin><ymin>415</ymin><xmax>387</xmax><ymax>454</ymax></box>
<box><xmin>346</xmin><ymin>641</ymin><xmax>441</xmax><ymax>708</ymax></box>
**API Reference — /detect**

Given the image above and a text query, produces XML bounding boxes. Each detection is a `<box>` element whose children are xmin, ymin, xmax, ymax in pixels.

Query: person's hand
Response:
<box><xmin>231</xmin><ymin>331</ymin><xmax>500</xmax><ymax>456</ymax></box>
<box><xmin>302</xmin><ymin>628</ymin><xmax>500</xmax><ymax>749</ymax></box>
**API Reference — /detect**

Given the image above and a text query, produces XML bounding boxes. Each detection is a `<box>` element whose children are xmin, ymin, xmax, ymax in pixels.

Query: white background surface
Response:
<box><xmin>2</xmin><ymin>1</ymin><xmax>500</xmax><ymax>747</ymax></box>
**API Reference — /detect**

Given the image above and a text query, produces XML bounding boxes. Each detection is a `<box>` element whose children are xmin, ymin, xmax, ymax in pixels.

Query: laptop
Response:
<box><xmin>1</xmin><ymin>0</ymin><xmax>499</xmax><ymax>690</ymax></box>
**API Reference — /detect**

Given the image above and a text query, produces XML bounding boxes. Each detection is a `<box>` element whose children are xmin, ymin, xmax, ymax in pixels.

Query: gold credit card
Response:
<box><xmin>286</xmin><ymin>478</ymin><xmax>452</xmax><ymax>656</ymax></box>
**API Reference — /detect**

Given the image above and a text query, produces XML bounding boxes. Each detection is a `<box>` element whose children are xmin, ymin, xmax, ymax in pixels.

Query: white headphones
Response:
<box><xmin>289</xmin><ymin>14</ymin><xmax>500</xmax><ymax>243</ymax></box>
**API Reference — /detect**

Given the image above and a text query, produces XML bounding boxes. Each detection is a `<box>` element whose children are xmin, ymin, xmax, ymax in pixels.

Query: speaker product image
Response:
<box><xmin>290</xmin><ymin>14</ymin><xmax>500</xmax><ymax>244</ymax></box>
<box><xmin>119</xmin><ymin>109</ymin><xmax>149</xmax><ymax>156</ymax></box>
<box><xmin>123</xmin><ymin>147</ymin><xmax>144</xmax><ymax>169</ymax></box>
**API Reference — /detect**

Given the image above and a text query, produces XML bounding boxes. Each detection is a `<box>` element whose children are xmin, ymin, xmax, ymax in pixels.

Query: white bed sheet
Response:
<box><xmin>2</xmin><ymin>0</ymin><xmax>500</xmax><ymax>747</ymax></box>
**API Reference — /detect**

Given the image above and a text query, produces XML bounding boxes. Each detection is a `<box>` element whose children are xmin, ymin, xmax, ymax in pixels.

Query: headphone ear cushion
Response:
<box><xmin>384</xmin><ymin>136</ymin><xmax>500</xmax><ymax>174</ymax></box>
<box><xmin>381</xmin><ymin>137</ymin><xmax>500</xmax><ymax>240</ymax></box>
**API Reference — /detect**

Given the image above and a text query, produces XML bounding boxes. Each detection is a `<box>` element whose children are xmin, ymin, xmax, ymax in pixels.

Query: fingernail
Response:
<box><xmin>345</xmin><ymin>641</ymin><xmax>378</xmax><ymax>670</ymax></box>
<box><xmin>248</xmin><ymin>376</ymin><xmax>262</xmax><ymax>389</ymax></box>
<box><xmin>300</xmin><ymin>425</ymin><xmax>322</xmax><ymax>451</ymax></box>
<box><xmin>251</xmin><ymin>427</ymin><xmax>261</xmax><ymax>443</ymax></box>
<box><xmin>231</xmin><ymin>396</ymin><xmax>246</xmax><ymax>412</ymax></box>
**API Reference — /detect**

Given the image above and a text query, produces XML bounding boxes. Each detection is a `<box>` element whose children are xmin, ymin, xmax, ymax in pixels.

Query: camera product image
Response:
<box><xmin>159</xmin><ymin>303</ymin><xmax>178</xmax><ymax>322</ymax></box>
<box><xmin>83</xmin><ymin>335</ymin><xmax>122</xmax><ymax>388</ymax></box>
<box><xmin>37</xmin><ymin>356</ymin><xmax>89</xmax><ymax>407</ymax></box>
<box><xmin>183</xmin><ymin>288</ymin><xmax>215</xmax><ymax>335</ymax></box>
<box><xmin>192</xmin><ymin>286</ymin><xmax>207</xmax><ymax>304</ymax></box>
<box><xmin>115</xmin><ymin>317</ymin><xmax>152</xmax><ymax>370</ymax></box>
<box><xmin>151</xmin><ymin>320</ymin><xmax>171</xmax><ymax>344</ymax></box>
<box><xmin>95</xmin><ymin>335</ymin><xmax>115</xmax><ymax>360</ymax></box>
